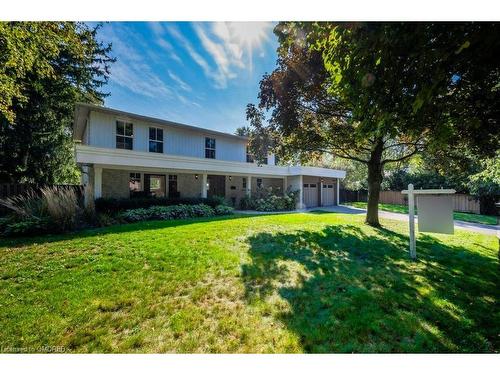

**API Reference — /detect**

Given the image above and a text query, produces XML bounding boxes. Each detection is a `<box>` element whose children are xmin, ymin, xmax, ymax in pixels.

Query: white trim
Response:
<box><xmin>76</xmin><ymin>145</ymin><xmax>346</xmax><ymax>178</ymax></box>
<box><xmin>402</xmin><ymin>188</ymin><xmax>456</xmax><ymax>195</ymax></box>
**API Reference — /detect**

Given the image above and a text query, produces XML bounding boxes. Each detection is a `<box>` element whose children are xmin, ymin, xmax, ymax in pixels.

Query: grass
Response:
<box><xmin>0</xmin><ymin>213</ymin><xmax>498</xmax><ymax>353</ymax></box>
<box><xmin>347</xmin><ymin>201</ymin><xmax>498</xmax><ymax>225</ymax></box>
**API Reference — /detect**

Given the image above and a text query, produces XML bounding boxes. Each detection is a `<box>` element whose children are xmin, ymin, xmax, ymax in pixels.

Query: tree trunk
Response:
<box><xmin>365</xmin><ymin>139</ymin><xmax>384</xmax><ymax>227</ymax></box>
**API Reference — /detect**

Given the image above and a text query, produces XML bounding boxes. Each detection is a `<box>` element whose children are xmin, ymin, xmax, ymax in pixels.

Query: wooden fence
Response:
<box><xmin>341</xmin><ymin>189</ymin><xmax>481</xmax><ymax>214</ymax></box>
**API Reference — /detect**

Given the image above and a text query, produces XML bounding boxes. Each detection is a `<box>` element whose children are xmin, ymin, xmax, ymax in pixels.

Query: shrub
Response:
<box><xmin>214</xmin><ymin>205</ymin><xmax>234</xmax><ymax>215</ymax></box>
<box><xmin>95</xmin><ymin>196</ymin><xmax>225</xmax><ymax>213</ymax></box>
<box><xmin>121</xmin><ymin>204</ymin><xmax>231</xmax><ymax>223</ymax></box>
<box><xmin>2</xmin><ymin>217</ymin><xmax>53</xmax><ymax>237</ymax></box>
<box><xmin>239</xmin><ymin>189</ymin><xmax>299</xmax><ymax>212</ymax></box>
<box><xmin>0</xmin><ymin>186</ymin><xmax>82</xmax><ymax>236</ymax></box>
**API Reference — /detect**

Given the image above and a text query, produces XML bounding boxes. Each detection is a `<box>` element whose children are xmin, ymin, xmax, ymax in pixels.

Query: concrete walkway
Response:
<box><xmin>235</xmin><ymin>205</ymin><xmax>499</xmax><ymax>236</ymax></box>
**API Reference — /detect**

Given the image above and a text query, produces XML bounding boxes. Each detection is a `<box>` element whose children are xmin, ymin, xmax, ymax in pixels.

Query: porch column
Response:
<box><xmin>336</xmin><ymin>178</ymin><xmax>340</xmax><ymax>205</ymax></box>
<box><xmin>298</xmin><ymin>175</ymin><xmax>304</xmax><ymax>209</ymax></box>
<box><xmin>246</xmin><ymin>175</ymin><xmax>252</xmax><ymax>196</ymax></box>
<box><xmin>94</xmin><ymin>166</ymin><xmax>102</xmax><ymax>199</ymax></box>
<box><xmin>201</xmin><ymin>173</ymin><xmax>208</xmax><ymax>198</ymax></box>
<box><xmin>283</xmin><ymin>176</ymin><xmax>287</xmax><ymax>194</ymax></box>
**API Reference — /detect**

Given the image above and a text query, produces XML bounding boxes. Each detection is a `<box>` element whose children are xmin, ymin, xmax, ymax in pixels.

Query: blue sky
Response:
<box><xmin>97</xmin><ymin>22</ymin><xmax>278</xmax><ymax>134</ymax></box>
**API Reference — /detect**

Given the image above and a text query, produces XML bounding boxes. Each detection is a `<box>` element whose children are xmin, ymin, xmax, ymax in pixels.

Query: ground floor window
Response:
<box><xmin>144</xmin><ymin>174</ymin><xmax>166</xmax><ymax>198</ymax></box>
<box><xmin>129</xmin><ymin>172</ymin><xmax>142</xmax><ymax>193</ymax></box>
<box><xmin>257</xmin><ymin>178</ymin><xmax>263</xmax><ymax>188</ymax></box>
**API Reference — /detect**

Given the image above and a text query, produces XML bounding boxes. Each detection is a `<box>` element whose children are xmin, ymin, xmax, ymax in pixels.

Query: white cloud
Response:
<box><xmin>176</xmin><ymin>22</ymin><xmax>273</xmax><ymax>89</ymax></box>
<box><xmin>101</xmin><ymin>24</ymin><xmax>172</xmax><ymax>99</ymax></box>
<box><xmin>150</xmin><ymin>22</ymin><xmax>183</xmax><ymax>64</ymax></box>
<box><xmin>167</xmin><ymin>24</ymin><xmax>229</xmax><ymax>89</ymax></box>
<box><xmin>168</xmin><ymin>70</ymin><xmax>192</xmax><ymax>92</ymax></box>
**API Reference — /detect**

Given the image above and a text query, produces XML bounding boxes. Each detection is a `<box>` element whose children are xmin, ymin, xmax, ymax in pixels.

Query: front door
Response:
<box><xmin>168</xmin><ymin>175</ymin><xmax>179</xmax><ymax>198</ymax></box>
<box><xmin>207</xmin><ymin>175</ymin><xmax>225</xmax><ymax>198</ymax></box>
<box><xmin>144</xmin><ymin>174</ymin><xmax>166</xmax><ymax>197</ymax></box>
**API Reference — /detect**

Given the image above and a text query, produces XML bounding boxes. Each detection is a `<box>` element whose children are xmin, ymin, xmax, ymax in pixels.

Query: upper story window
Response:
<box><xmin>205</xmin><ymin>137</ymin><xmax>216</xmax><ymax>159</ymax></box>
<box><xmin>116</xmin><ymin>120</ymin><xmax>133</xmax><ymax>150</ymax></box>
<box><xmin>246</xmin><ymin>146</ymin><xmax>254</xmax><ymax>163</ymax></box>
<box><xmin>262</xmin><ymin>156</ymin><xmax>268</xmax><ymax>165</ymax></box>
<box><xmin>149</xmin><ymin>127</ymin><xmax>164</xmax><ymax>153</ymax></box>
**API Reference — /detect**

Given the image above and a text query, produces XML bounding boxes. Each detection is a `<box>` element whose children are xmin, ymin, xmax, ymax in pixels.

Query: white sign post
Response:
<box><xmin>407</xmin><ymin>184</ymin><xmax>416</xmax><ymax>260</ymax></box>
<box><xmin>402</xmin><ymin>184</ymin><xmax>456</xmax><ymax>261</ymax></box>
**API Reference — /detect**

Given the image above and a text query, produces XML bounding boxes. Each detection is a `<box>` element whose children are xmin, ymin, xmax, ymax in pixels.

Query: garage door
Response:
<box><xmin>303</xmin><ymin>183</ymin><xmax>319</xmax><ymax>207</ymax></box>
<box><xmin>321</xmin><ymin>184</ymin><xmax>335</xmax><ymax>206</ymax></box>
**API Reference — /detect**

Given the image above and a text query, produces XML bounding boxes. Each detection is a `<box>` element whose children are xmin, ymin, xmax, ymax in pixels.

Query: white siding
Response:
<box><xmin>86</xmin><ymin>110</ymin><xmax>248</xmax><ymax>162</ymax></box>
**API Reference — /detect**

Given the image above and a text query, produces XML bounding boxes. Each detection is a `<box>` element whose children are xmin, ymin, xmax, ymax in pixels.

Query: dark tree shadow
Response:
<box><xmin>242</xmin><ymin>224</ymin><xmax>499</xmax><ymax>353</ymax></box>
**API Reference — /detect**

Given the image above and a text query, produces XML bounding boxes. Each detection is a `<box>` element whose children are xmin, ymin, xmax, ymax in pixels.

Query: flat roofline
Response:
<box><xmin>73</xmin><ymin>102</ymin><xmax>249</xmax><ymax>142</ymax></box>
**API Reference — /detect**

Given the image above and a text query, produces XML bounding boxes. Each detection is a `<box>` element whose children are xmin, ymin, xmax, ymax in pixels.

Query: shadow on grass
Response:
<box><xmin>0</xmin><ymin>214</ymin><xmax>254</xmax><ymax>248</ymax></box>
<box><xmin>242</xmin><ymin>224</ymin><xmax>498</xmax><ymax>353</ymax></box>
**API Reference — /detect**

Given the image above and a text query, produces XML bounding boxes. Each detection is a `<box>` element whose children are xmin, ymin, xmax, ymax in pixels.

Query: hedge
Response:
<box><xmin>95</xmin><ymin>196</ymin><xmax>226</xmax><ymax>213</ymax></box>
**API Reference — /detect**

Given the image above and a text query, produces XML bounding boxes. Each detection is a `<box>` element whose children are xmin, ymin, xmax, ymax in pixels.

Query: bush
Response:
<box><xmin>121</xmin><ymin>204</ymin><xmax>231</xmax><ymax>223</ymax></box>
<box><xmin>95</xmin><ymin>196</ymin><xmax>226</xmax><ymax>213</ymax></box>
<box><xmin>239</xmin><ymin>189</ymin><xmax>299</xmax><ymax>212</ymax></box>
<box><xmin>214</xmin><ymin>205</ymin><xmax>234</xmax><ymax>215</ymax></box>
<box><xmin>2</xmin><ymin>217</ymin><xmax>53</xmax><ymax>237</ymax></box>
<box><xmin>0</xmin><ymin>186</ymin><xmax>82</xmax><ymax>236</ymax></box>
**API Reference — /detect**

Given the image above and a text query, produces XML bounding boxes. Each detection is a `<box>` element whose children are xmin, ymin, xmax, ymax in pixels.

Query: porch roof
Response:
<box><xmin>76</xmin><ymin>145</ymin><xmax>346</xmax><ymax>179</ymax></box>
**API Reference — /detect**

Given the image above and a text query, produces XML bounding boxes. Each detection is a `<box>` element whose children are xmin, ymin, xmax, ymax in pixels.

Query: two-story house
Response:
<box><xmin>73</xmin><ymin>103</ymin><xmax>346</xmax><ymax>208</ymax></box>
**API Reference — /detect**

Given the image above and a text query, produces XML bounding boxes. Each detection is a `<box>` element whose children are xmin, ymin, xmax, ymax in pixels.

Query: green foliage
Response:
<box><xmin>214</xmin><ymin>205</ymin><xmax>234</xmax><ymax>216</ymax></box>
<box><xmin>240</xmin><ymin>188</ymin><xmax>299</xmax><ymax>211</ymax></box>
<box><xmin>120</xmin><ymin>204</ymin><xmax>232</xmax><ymax>223</ymax></box>
<box><xmin>247</xmin><ymin>22</ymin><xmax>500</xmax><ymax>225</ymax></box>
<box><xmin>95</xmin><ymin>196</ymin><xmax>227</xmax><ymax>213</ymax></box>
<box><xmin>0</xmin><ymin>186</ymin><xmax>83</xmax><ymax>236</ymax></box>
<box><xmin>468</xmin><ymin>154</ymin><xmax>500</xmax><ymax>198</ymax></box>
<box><xmin>2</xmin><ymin>217</ymin><xmax>52</xmax><ymax>237</ymax></box>
<box><xmin>0</xmin><ymin>22</ymin><xmax>114</xmax><ymax>184</ymax></box>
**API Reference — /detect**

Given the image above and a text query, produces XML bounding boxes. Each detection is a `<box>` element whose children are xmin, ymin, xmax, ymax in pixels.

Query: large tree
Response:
<box><xmin>247</xmin><ymin>22</ymin><xmax>500</xmax><ymax>226</ymax></box>
<box><xmin>0</xmin><ymin>22</ymin><xmax>114</xmax><ymax>184</ymax></box>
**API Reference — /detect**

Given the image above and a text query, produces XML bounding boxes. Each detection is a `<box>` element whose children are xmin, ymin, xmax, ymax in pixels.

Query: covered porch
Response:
<box><xmin>76</xmin><ymin>145</ymin><xmax>345</xmax><ymax>209</ymax></box>
<box><xmin>84</xmin><ymin>165</ymin><xmax>340</xmax><ymax>209</ymax></box>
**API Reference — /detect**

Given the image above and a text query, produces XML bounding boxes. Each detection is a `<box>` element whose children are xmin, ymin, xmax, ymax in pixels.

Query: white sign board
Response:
<box><xmin>402</xmin><ymin>185</ymin><xmax>456</xmax><ymax>260</ymax></box>
<box><xmin>417</xmin><ymin>195</ymin><xmax>454</xmax><ymax>234</ymax></box>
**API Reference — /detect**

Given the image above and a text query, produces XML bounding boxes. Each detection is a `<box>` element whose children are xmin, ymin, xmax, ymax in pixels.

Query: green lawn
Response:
<box><xmin>347</xmin><ymin>201</ymin><xmax>498</xmax><ymax>225</ymax></box>
<box><xmin>0</xmin><ymin>213</ymin><xmax>498</xmax><ymax>353</ymax></box>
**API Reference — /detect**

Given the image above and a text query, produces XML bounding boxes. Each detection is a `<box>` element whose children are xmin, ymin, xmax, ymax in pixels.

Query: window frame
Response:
<box><xmin>116</xmin><ymin>120</ymin><xmax>134</xmax><ymax>150</ymax></box>
<box><xmin>149</xmin><ymin>127</ymin><xmax>164</xmax><ymax>153</ymax></box>
<box><xmin>246</xmin><ymin>146</ymin><xmax>254</xmax><ymax>163</ymax></box>
<box><xmin>205</xmin><ymin>137</ymin><xmax>216</xmax><ymax>159</ymax></box>
<box><xmin>129</xmin><ymin>172</ymin><xmax>142</xmax><ymax>193</ymax></box>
